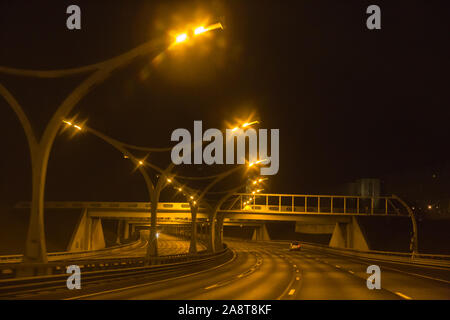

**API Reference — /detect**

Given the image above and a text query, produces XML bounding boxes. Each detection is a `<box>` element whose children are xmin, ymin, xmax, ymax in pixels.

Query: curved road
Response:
<box><xmin>7</xmin><ymin>239</ymin><xmax>450</xmax><ymax>300</ymax></box>
<box><xmin>70</xmin><ymin>234</ymin><xmax>206</xmax><ymax>260</ymax></box>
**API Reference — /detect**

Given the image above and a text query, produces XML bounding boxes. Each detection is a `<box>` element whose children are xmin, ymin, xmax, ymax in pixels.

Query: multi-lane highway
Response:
<box><xmin>74</xmin><ymin>234</ymin><xmax>206</xmax><ymax>260</ymax></box>
<box><xmin>9</xmin><ymin>239</ymin><xmax>448</xmax><ymax>300</ymax></box>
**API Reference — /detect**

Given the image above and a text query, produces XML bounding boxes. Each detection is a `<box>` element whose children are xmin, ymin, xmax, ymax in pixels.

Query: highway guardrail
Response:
<box><xmin>260</xmin><ymin>239</ymin><xmax>450</xmax><ymax>268</ymax></box>
<box><xmin>0</xmin><ymin>245</ymin><xmax>231</xmax><ymax>297</ymax></box>
<box><xmin>0</xmin><ymin>239</ymin><xmax>144</xmax><ymax>264</ymax></box>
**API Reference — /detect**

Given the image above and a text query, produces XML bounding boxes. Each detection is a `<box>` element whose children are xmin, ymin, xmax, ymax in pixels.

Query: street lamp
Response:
<box><xmin>231</xmin><ymin>120</ymin><xmax>259</xmax><ymax>132</ymax></box>
<box><xmin>175</xmin><ymin>33</ymin><xmax>188</xmax><ymax>43</ymax></box>
<box><xmin>172</xmin><ymin>22</ymin><xmax>223</xmax><ymax>46</ymax></box>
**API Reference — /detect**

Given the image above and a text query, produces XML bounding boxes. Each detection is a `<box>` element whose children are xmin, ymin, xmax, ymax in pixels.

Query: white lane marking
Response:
<box><xmin>204</xmin><ymin>284</ymin><xmax>218</xmax><ymax>290</ymax></box>
<box><xmin>309</xmin><ymin>249</ymin><xmax>450</xmax><ymax>285</ymax></box>
<box><xmin>288</xmin><ymin>289</ymin><xmax>295</xmax><ymax>296</ymax></box>
<box><xmin>65</xmin><ymin>249</ymin><xmax>238</xmax><ymax>300</ymax></box>
<box><xmin>379</xmin><ymin>265</ymin><xmax>450</xmax><ymax>285</ymax></box>
<box><xmin>395</xmin><ymin>292</ymin><xmax>412</xmax><ymax>300</ymax></box>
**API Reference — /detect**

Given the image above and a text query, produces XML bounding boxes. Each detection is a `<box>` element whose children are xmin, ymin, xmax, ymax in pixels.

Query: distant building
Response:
<box><xmin>335</xmin><ymin>178</ymin><xmax>381</xmax><ymax>197</ymax></box>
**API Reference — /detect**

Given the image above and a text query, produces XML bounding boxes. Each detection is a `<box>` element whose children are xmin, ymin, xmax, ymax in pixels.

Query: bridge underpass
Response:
<box><xmin>14</xmin><ymin>193</ymin><xmax>414</xmax><ymax>254</ymax></box>
<box><xmin>2</xmin><ymin>194</ymin><xmax>448</xmax><ymax>300</ymax></box>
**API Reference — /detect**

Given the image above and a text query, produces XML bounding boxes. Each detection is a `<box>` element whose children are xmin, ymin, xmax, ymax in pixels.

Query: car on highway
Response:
<box><xmin>289</xmin><ymin>241</ymin><xmax>302</xmax><ymax>251</ymax></box>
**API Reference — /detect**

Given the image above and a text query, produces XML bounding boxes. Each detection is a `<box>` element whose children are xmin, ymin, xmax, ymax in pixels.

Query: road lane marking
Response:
<box><xmin>335</xmin><ymin>265</ymin><xmax>341</xmax><ymax>268</ymax></box>
<box><xmin>305</xmin><ymin>249</ymin><xmax>450</xmax><ymax>285</ymax></box>
<box><xmin>204</xmin><ymin>284</ymin><xmax>218</xmax><ymax>290</ymax></box>
<box><xmin>395</xmin><ymin>292</ymin><xmax>412</xmax><ymax>300</ymax></box>
<box><xmin>65</xmin><ymin>249</ymin><xmax>238</xmax><ymax>300</ymax></box>
<box><xmin>288</xmin><ymin>289</ymin><xmax>295</xmax><ymax>296</ymax></box>
<box><xmin>348</xmin><ymin>270</ymin><xmax>354</xmax><ymax>274</ymax></box>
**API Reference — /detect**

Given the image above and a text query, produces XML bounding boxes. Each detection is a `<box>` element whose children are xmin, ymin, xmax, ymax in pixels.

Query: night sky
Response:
<box><xmin>0</xmin><ymin>0</ymin><xmax>449</xmax><ymax>206</ymax></box>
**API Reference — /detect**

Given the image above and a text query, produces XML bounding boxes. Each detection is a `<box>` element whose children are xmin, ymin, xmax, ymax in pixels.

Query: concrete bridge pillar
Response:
<box><xmin>130</xmin><ymin>224</ymin><xmax>136</xmax><ymax>239</ymax></box>
<box><xmin>252</xmin><ymin>224</ymin><xmax>271</xmax><ymax>241</ymax></box>
<box><xmin>215</xmin><ymin>214</ymin><xmax>224</xmax><ymax>251</ymax></box>
<box><xmin>67</xmin><ymin>209</ymin><xmax>106</xmax><ymax>252</ymax></box>
<box><xmin>189</xmin><ymin>206</ymin><xmax>198</xmax><ymax>254</ymax></box>
<box><xmin>329</xmin><ymin>216</ymin><xmax>369</xmax><ymax>251</ymax></box>
<box><xmin>123</xmin><ymin>221</ymin><xmax>129</xmax><ymax>240</ymax></box>
<box><xmin>116</xmin><ymin>220</ymin><xmax>123</xmax><ymax>245</ymax></box>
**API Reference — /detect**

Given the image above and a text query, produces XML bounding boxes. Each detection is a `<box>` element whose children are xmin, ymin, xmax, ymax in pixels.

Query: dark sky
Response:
<box><xmin>0</xmin><ymin>0</ymin><xmax>449</xmax><ymax>205</ymax></box>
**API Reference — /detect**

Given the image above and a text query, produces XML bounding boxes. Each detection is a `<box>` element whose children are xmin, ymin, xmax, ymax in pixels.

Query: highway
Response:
<box><xmin>74</xmin><ymin>234</ymin><xmax>206</xmax><ymax>260</ymax></box>
<box><xmin>8</xmin><ymin>239</ymin><xmax>448</xmax><ymax>300</ymax></box>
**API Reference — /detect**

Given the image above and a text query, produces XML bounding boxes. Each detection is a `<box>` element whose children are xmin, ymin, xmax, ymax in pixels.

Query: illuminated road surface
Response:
<box><xmin>72</xmin><ymin>233</ymin><xmax>206</xmax><ymax>260</ymax></box>
<box><xmin>7</xmin><ymin>240</ymin><xmax>450</xmax><ymax>300</ymax></box>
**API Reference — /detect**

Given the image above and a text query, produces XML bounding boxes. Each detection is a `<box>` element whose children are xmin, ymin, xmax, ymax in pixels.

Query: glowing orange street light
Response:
<box><xmin>173</xmin><ymin>22</ymin><xmax>223</xmax><ymax>46</ymax></box>
<box><xmin>231</xmin><ymin>120</ymin><xmax>259</xmax><ymax>132</ymax></box>
<box><xmin>248</xmin><ymin>159</ymin><xmax>270</xmax><ymax>167</ymax></box>
<box><xmin>194</xmin><ymin>26</ymin><xmax>206</xmax><ymax>35</ymax></box>
<box><xmin>175</xmin><ymin>33</ymin><xmax>188</xmax><ymax>43</ymax></box>
<box><xmin>242</xmin><ymin>121</ymin><xmax>259</xmax><ymax>128</ymax></box>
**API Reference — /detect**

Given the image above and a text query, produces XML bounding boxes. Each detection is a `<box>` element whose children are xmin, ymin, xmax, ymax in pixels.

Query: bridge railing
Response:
<box><xmin>302</xmin><ymin>242</ymin><xmax>450</xmax><ymax>267</ymax></box>
<box><xmin>264</xmin><ymin>240</ymin><xmax>450</xmax><ymax>267</ymax></box>
<box><xmin>0</xmin><ymin>244</ymin><xmax>229</xmax><ymax>281</ymax></box>
<box><xmin>223</xmin><ymin>193</ymin><xmax>408</xmax><ymax>216</ymax></box>
<box><xmin>0</xmin><ymin>239</ymin><xmax>145</xmax><ymax>264</ymax></box>
<box><xmin>15</xmin><ymin>201</ymin><xmax>207</xmax><ymax>211</ymax></box>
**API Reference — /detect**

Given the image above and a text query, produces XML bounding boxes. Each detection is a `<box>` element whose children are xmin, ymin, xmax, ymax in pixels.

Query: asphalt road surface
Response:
<box><xmin>6</xmin><ymin>239</ymin><xmax>450</xmax><ymax>300</ymax></box>
<box><xmin>67</xmin><ymin>240</ymin><xmax>450</xmax><ymax>300</ymax></box>
<box><xmin>70</xmin><ymin>233</ymin><xmax>206</xmax><ymax>260</ymax></box>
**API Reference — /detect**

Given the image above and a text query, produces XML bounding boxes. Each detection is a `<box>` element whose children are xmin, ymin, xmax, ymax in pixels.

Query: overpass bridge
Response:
<box><xmin>15</xmin><ymin>193</ymin><xmax>414</xmax><ymax>253</ymax></box>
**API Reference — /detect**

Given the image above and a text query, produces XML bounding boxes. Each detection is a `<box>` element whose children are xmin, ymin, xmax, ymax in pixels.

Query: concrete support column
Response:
<box><xmin>252</xmin><ymin>224</ymin><xmax>270</xmax><ymax>241</ymax></box>
<box><xmin>24</xmin><ymin>150</ymin><xmax>48</xmax><ymax>263</ymax></box>
<box><xmin>215</xmin><ymin>215</ymin><xmax>224</xmax><ymax>251</ymax></box>
<box><xmin>116</xmin><ymin>220</ymin><xmax>123</xmax><ymax>245</ymax></box>
<box><xmin>189</xmin><ymin>206</ymin><xmax>198</xmax><ymax>254</ymax></box>
<box><xmin>130</xmin><ymin>224</ymin><xmax>136</xmax><ymax>239</ymax></box>
<box><xmin>329</xmin><ymin>217</ymin><xmax>369</xmax><ymax>250</ymax></box>
<box><xmin>67</xmin><ymin>210</ymin><xmax>105</xmax><ymax>252</ymax></box>
<box><xmin>123</xmin><ymin>221</ymin><xmax>129</xmax><ymax>240</ymax></box>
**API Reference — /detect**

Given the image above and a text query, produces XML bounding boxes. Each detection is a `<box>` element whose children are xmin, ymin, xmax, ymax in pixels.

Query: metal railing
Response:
<box><xmin>0</xmin><ymin>245</ymin><xmax>232</xmax><ymax>297</ymax></box>
<box><xmin>15</xmin><ymin>194</ymin><xmax>410</xmax><ymax>217</ymax></box>
<box><xmin>265</xmin><ymin>240</ymin><xmax>450</xmax><ymax>268</ymax></box>
<box><xmin>15</xmin><ymin>201</ymin><xmax>206</xmax><ymax>211</ymax></box>
<box><xmin>222</xmin><ymin>193</ymin><xmax>408</xmax><ymax>216</ymax></box>
<box><xmin>0</xmin><ymin>239</ymin><xmax>144</xmax><ymax>264</ymax></box>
